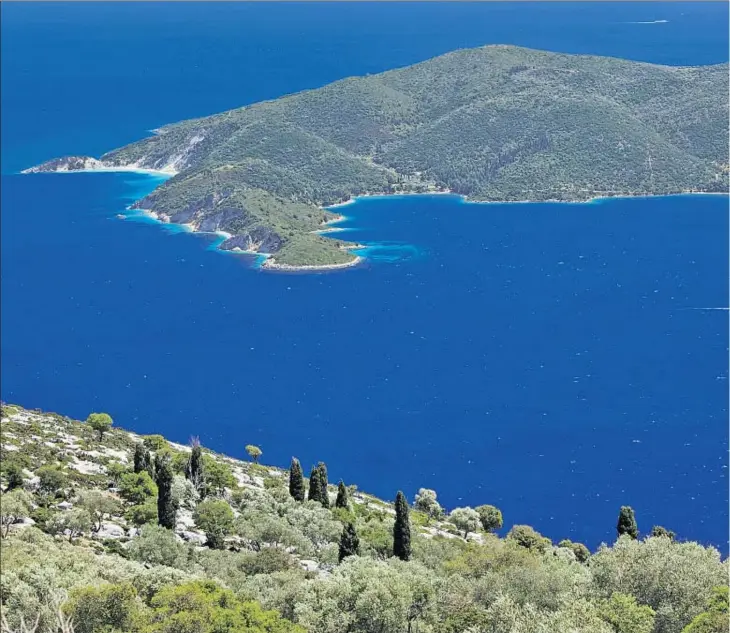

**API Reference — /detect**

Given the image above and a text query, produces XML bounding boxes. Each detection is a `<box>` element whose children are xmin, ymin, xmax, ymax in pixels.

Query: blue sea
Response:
<box><xmin>2</xmin><ymin>2</ymin><xmax>728</xmax><ymax>551</ymax></box>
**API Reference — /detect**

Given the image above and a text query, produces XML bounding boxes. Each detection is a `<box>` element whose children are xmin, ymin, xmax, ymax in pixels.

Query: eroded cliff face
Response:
<box><xmin>219</xmin><ymin>228</ymin><xmax>283</xmax><ymax>254</ymax></box>
<box><xmin>21</xmin><ymin>156</ymin><xmax>105</xmax><ymax>173</ymax></box>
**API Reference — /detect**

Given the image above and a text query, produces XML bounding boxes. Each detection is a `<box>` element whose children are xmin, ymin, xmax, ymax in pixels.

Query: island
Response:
<box><xmin>24</xmin><ymin>45</ymin><xmax>728</xmax><ymax>269</ymax></box>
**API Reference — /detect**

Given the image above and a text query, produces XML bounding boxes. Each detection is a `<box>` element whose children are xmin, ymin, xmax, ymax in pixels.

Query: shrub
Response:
<box><xmin>194</xmin><ymin>499</ymin><xmax>235</xmax><ymax>549</ymax></box>
<box><xmin>119</xmin><ymin>471</ymin><xmax>158</xmax><ymax>504</ymax></box>
<box><xmin>506</xmin><ymin>525</ymin><xmax>551</xmax><ymax>553</ymax></box>
<box><xmin>3</xmin><ymin>461</ymin><xmax>25</xmax><ymax>491</ymax></box>
<box><xmin>0</xmin><ymin>489</ymin><xmax>33</xmax><ymax>537</ymax></box>
<box><xmin>47</xmin><ymin>508</ymin><xmax>92</xmax><ymax>542</ymax></box>
<box><xmin>558</xmin><ymin>539</ymin><xmax>591</xmax><ymax>563</ymax></box>
<box><xmin>476</xmin><ymin>504</ymin><xmax>503</xmax><ymax>532</ymax></box>
<box><xmin>172</xmin><ymin>474</ymin><xmax>200</xmax><ymax>510</ymax></box>
<box><xmin>144</xmin><ymin>580</ymin><xmax>303</xmax><ymax>632</ymax></box>
<box><xmin>125</xmin><ymin>501</ymin><xmax>158</xmax><ymax>526</ymax></box>
<box><xmin>128</xmin><ymin>524</ymin><xmax>188</xmax><ymax>568</ymax></box>
<box><xmin>598</xmin><ymin>593</ymin><xmax>655</xmax><ymax>633</ymax></box>
<box><xmin>201</xmin><ymin>455</ymin><xmax>236</xmax><ymax>496</ymax></box>
<box><xmin>143</xmin><ymin>435</ymin><xmax>168</xmax><ymax>452</ymax></box>
<box><xmin>64</xmin><ymin>582</ymin><xmax>139</xmax><ymax>633</ymax></box>
<box><xmin>36</xmin><ymin>466</ymin><xmax>68</xmax><ymax>501</ymax></box>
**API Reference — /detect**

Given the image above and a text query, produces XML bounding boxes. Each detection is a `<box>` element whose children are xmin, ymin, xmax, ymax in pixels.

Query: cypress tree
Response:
<box><xmin>393</xmin><ymin>490</ymin><xmax>411</xmax><ymax>561</ymax></box>
<box><xmin>143</xmin><ymin>449</ymin><xmax>155</xmax><ymax>480</ymax></box>
<box><xmin>308</xmin><ymin>465</ymin><xmax>322</xmax><ymax>503</ymax></box>
<box><xmin>155</xmin><ymin>454</ymin><xmax>176</xmax><ymax>529</ymax></box>
<box><xmin>338</xmin><ymin>522</ymin><xmax>360</xmax><ymax>562</ymax></box>
<box><xmin>289</xmin><ymin>458</ymin><xmax>305</xmax><ymax>502</ymax></box>
<box><xmin>185</xmin><ymin>437</ymin><xmax>204</xmax><ymax>494</ymax></box>
<box><xmin>317</xmin><ymin>462</ymin><xmax>330</xmax><ymax>508</ymax></box>
<box><xmin>335</xmin><ymin>480</ymin><xmax>349</xmax><ymax>509</ymax></box>
<box><xmin>133</xmin><ymin>443</ymin><xmax>146</xmax><ymax>473</ymax></box>
<box><xmin>617</xmin><ymin>505</ymin><xmax>638</xmax><ymax>539</ymax></box>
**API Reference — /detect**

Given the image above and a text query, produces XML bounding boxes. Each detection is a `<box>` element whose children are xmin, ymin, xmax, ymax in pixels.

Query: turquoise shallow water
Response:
<box><xmin>2</xmin><ymin>2</ymin><xmax>728</xmax><ymax>549</ymax></box>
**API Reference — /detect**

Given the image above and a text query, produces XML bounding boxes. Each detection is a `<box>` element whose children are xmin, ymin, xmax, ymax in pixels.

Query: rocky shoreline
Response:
<box><xmin>21</xmin><ymin>155</ymin><xmax>728</xmax><ymax>273</ymax></box>
<box><xmin>261</xmin><ymin>254</ymin><xmax>364</xmax><ymax>272</ymax></box>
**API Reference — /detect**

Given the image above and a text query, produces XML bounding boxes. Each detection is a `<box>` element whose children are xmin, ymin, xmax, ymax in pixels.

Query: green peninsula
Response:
<box><xmin>25</xmin><ymin>45</ymin><xmax>729</xmax><ymax>268</ymax></box>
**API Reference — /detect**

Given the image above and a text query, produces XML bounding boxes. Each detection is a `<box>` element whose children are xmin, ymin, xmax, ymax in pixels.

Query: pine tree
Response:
<box><xmin>317</xmin><ymin>462</ymin><xmax>330</xmax><ymax>508</ymax></box>
<box><xmin>289</xmin><ymin>458</ymin><xmax>305</xmax><ymax>502</ymax></box>
<box><xmin>155</xmin><ymin>454</ymin><xmax>176</xmax><ymax>530</ymax></box>
<box><xmin>338</xmin><ymin>522</ymin><xmax>360</xmax><ymax>562</ymax></box>
<box><xmin>617</xmin><ymin>505</ymin><xmax>638</xmax><ymax>539</ymax></box>
<box><xmin>308</xmin><ymin>465</ymin><xmax>322</xmax><ymax>503</ymax></box>
<box><xmin>335</xmin><ymin>480</ymin><xmax>349</xmax><ymax>509</ymax></box>
<box><xmin>185</xmin><ymin>437</ymin><xmax>205</xmax><ymax>494</ymax></box>
<box><xmin>133</xmin><ymin>443</ymin><xmax>146</xmax><ymax>473</ymax></box>
<box><xmin>393</xmin><ymin>490</ymin><xmax>411</xmax><ymax>561</ymax></box>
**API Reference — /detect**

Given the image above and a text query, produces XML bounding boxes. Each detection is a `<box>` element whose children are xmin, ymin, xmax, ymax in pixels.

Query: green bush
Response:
<box><xmin>64</xmin><ymin>582</ymin><xmax>139</xmax><ymax>633</ymax></box>
<box><xmin>194</xmin><ymin>499</ymin><xmax>235</xmax><ymax>549</ymax></box>
<box><xmin>143</xmin><ymin>435</ymin><xmax>168</xmax><ymax>452</ymax></box>
<box><xmin>126</xmin><ymin>501</ymin><xmax>159</xmax><ymax>526</ymax></box>
<box><xmin>119</xmin><ymin>471</ymin><xmax>158</xmax><ymax>505</ymax></box>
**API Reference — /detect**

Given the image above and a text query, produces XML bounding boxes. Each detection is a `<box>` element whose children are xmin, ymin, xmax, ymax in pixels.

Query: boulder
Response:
<box><xmin>299</xmin><ymin>559</ymin><xmax>319</xmax><ymax>573</ymax></box>
<box><xmin>180</xmin><ymin>530</ymin><xmax>207</xmax><ymax>546</ymax></box>
<box><xmin>96</xmin><ymin>522</ymin><xmax>126</xmax><ymax>539</ymax></box>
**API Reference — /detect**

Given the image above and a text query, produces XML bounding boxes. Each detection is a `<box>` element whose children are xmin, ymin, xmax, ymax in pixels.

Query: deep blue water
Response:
<box><xmin>2</xmin><ymin>2</ymin><xmax>728</xmax><ymax>550</ymax></box>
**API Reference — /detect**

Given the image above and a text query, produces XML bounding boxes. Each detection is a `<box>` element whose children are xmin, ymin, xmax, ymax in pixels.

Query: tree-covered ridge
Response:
<box><xmin>26</xmin><ymin>45</ymin><xmax>728</xmax><ymax>267</ymax></box>
<box><xmin>1</xmin><ymin>404</ymin><xmax>727</xmax><ymax>633</ymax></box>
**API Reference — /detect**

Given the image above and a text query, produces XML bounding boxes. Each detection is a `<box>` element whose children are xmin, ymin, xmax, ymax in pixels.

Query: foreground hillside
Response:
<box><xmin>25</xmin><ymin>45</ymin><xmax>729</xmax><ymax>267</ymax></box>
<box><xmin>0</xmin><ymin>404</ymin><xmax>727</xmax><ymax>633</ymax></box>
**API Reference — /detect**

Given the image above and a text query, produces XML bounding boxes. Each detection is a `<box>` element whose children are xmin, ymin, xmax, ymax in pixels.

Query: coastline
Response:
<box><xmin>325</xmin><ymin>188</ymin><xmax>728</xmax><ymax>210</ymax></box>
<box><xmin>261</xmin><ymin>254</ymin><xmax>364</xmax><ymax>272</ymax></box>
<box><xmin>22</xmin><ymin>160</ymin><xmax>727</xmax><ymax>271</ymax></box>
<box><xmin>21</xmin><ymin>164</ymin><xmax>178</xmax><ymax>177</ymax></box>
<box><xmin>128</xmin><ymin>187</ymin><xmax>727</xmax><ymax>272</ymax></box>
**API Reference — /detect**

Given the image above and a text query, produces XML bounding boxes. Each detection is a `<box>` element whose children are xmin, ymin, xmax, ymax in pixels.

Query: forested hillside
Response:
<box><xmin>1</xmin><ymin>405</ymin><xmax>727</xmax><ymax>633</ymax></box>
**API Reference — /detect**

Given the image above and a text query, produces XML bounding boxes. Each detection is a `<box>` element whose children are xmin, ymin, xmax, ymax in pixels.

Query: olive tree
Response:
<box><xmin>449</xmin><ymin>507</ymin><xmax>481</xmax><ymax>538</ymax></box>
<box><xmin>78</xmin><ymin>490</ymin><xmax>121</xmax><ymax>533</ymax></box>
<box><xmin>590</xmin><ymin>535</ymin><xmax>727</xmax><ymax>633</ymax></box>
<box><xmin>0</xmin><ymin>489</ymin><xmax>33</xmax><ymax>537</ymax></box>
<box><xmin>476</xmin><ymin>504</ymin><xmax>503</xmax><ymax>532</ymax></box>
<box><xmin>414</xmin><ymin>488</ymin><xmax>444</xmax><ymax>519</ymax></box>
<box><xmin>245</xmin><ymin>444</ymin><xmax>263</xmax><ymax>464</ymax></box>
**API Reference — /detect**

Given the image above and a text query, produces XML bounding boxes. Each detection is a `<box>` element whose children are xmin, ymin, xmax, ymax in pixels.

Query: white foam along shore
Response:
<box><xmin>26</xmin><ymin>158</ymin><xmax>726</xmax><ymax>271</ymax></box>
<box><xmin>326</xmin><ymin>189</ymin><xmax>454</xmax><ymax>210</ymax></box>
<box><xmin>20</xmin><ymin>157</ymin><xmax>178</xmax><ymax>177</ymax></box>
<box><xmin>261</xmin><ymin>254</ymin><xmax>364</xmax><ymax>272</ymax></box>
<box><xmin>70</xmin><ymin>164</ymin><xmax>178</xmax><ymax>177</ymax></box>
<box><xmin>325</xmin><ymin>188</ymin><xmax>728</xmax><ymax>209</ymax></box>
<box><xmin>132</xmin><ymin>211</ymin><xmax>233</xmax><ymax>242</ymax></box>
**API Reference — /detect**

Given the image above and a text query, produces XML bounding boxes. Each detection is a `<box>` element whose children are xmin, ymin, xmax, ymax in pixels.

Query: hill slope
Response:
<box><xmin>1</xmin><ymin>403</ymin><xmax>727</xmax><ymax>633</ymax></box>
<box><xmin>25</xmin><ymin>45</ymin><xmax>729</xmax><ymax>268</ymax></box>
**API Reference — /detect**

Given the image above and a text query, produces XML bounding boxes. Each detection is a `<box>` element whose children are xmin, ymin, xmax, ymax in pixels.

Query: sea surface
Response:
<box><xmin>2</xmin><ymin>2</ymin><xmax>728</xmax><ymax>550</ymax></box>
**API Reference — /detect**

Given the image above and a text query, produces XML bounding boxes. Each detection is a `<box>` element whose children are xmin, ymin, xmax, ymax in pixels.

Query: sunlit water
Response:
<box><xmin>2</xmin><ymin>2</ymin><xmax>728</xmax><ymax>549</ymax></box>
